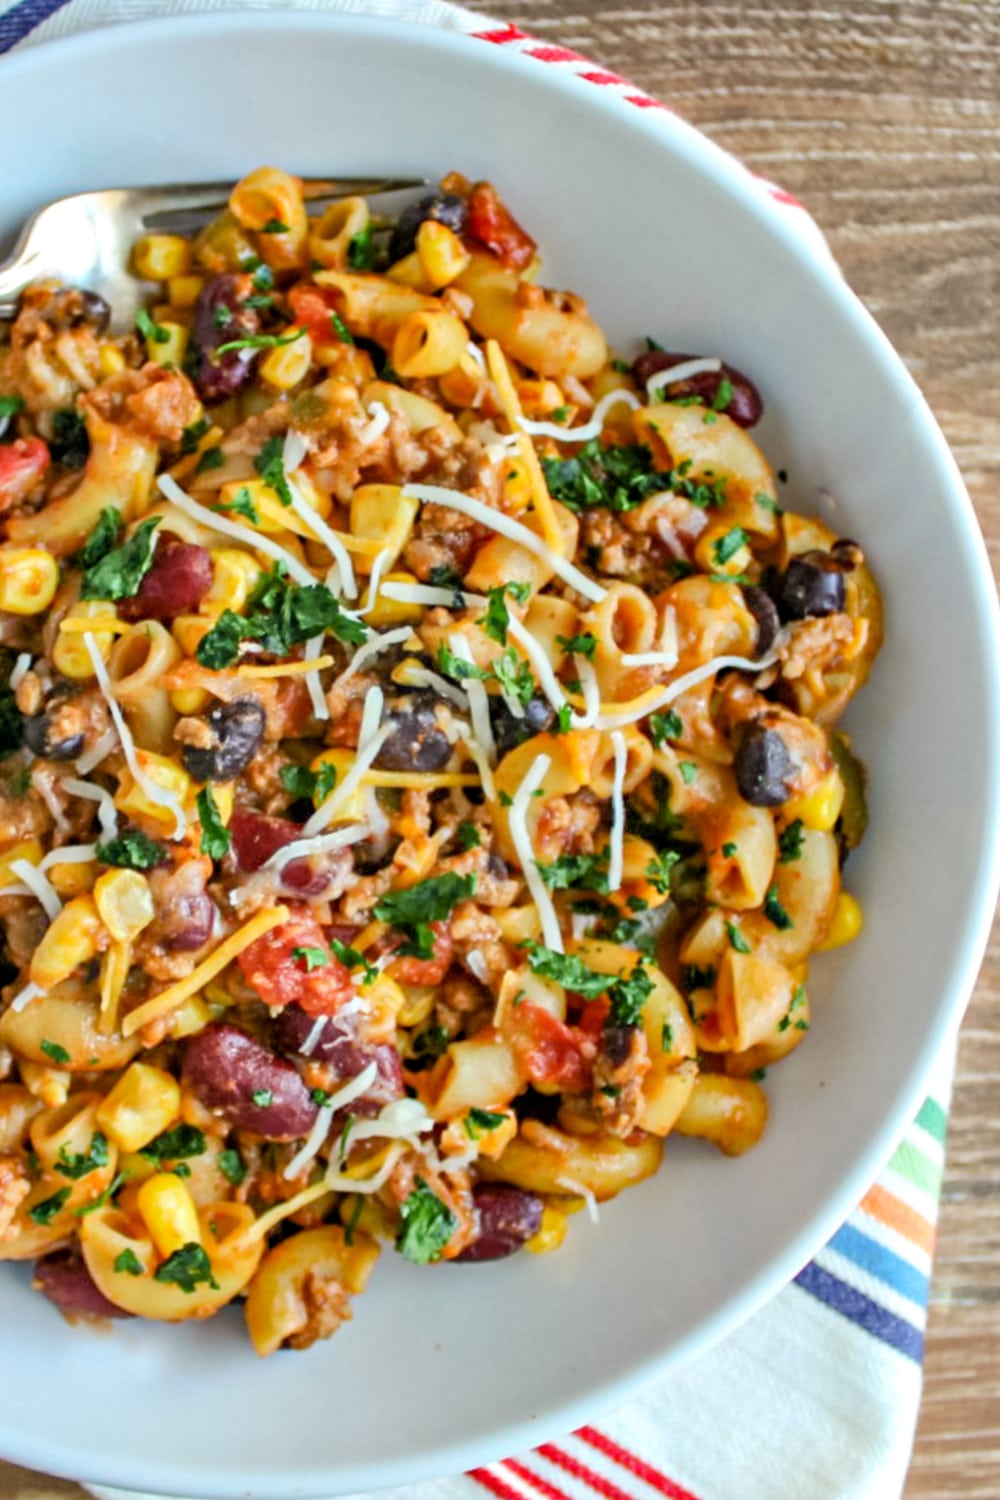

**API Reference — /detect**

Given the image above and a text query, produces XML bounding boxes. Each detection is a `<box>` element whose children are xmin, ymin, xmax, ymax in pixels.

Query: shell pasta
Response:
<box><xmin>0</xmin><ymin>168</ymin><xmax>880</xmax><ymax>1352</ymax></box>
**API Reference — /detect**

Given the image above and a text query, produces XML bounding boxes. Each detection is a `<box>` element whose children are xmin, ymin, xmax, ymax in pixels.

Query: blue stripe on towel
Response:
<box><xmin>794</xmin><ymin>1260</ymin><xmax>924</xmax><ymax>1362</ymax></box>
<box><xmin>828</xmin><ymin>1222</ymin><xmax>930</xmax><ymax>1309</ymax></box>
<box><xmin>0</xmin><ymin>0</ymin><xmax>75</xmax><ymax>53</ymax></box>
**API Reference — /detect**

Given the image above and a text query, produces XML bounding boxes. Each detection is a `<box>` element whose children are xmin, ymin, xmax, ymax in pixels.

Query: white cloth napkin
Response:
<box><xmin>0</xmin><ymin>3</ymin><xmax>954</xmax><ymax>1495</ymax></box>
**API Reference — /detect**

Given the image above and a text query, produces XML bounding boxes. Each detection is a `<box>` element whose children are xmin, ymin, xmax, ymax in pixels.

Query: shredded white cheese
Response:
<box><xmin>458</xmin><ymin>733</ymin><xmax>496</xmax><ymax>803</ymax></box>
<box><xmin>358</xmin><ymin>400</ymin><xmax>391</xmax><ymax>446</ymax></box>
<box><xmin>9</xmin><ymin>981</ymin><xmax>44</xmax><ymax>1014</ymax></box>
<box><xmin>262</xmin><ymin>820</ymin><xmax>372</xmax><ymax>878</ymax></box>
<box><xmin>379</xmin><ymin>581</ymin><xmax>488</xmax><ymax>610</ymax></box>
<box><xmin>343</xmin><ymin>1096</ymin><xmax>435</xmax><ymax>1153</ymax></box>
<box><xmin>30</xmin><ymin>771</ymin><xmax>69</xmax><ymax>832</ymax></box>
<box><xmin>508</xmin><ymin>752</ymin><xmax>563</xmax><ymax>952</ymax></box>
<box><xmin>301</xmin><ymin>632</ymin><xmax>330</xmax><ymax>722</ymax></box>
<box><xmin>322</xmin><ymin>1141</ymin><xmax>405</xmax><ymax>1196</ymax></box>
<box><xmin>402</xmin><ymin>666</ymin><xmax>471</xmax><ymax>712</ymax></box>
<box><xmin>465</xmin><ymin>948</ymin><xmax>490</xmax><ymax>984</ymax></box>
<box><xmin>359</xmin><ymin>548</ymin><xmax>392</xmax><ymax>617</ymax></box>
<box><xmin>63</xmin><ymin>777</ymin><xmax>118</xmax><ymax>840</ymax></box>
<box><xmin>597</xmin><ymin>650</ymin><xmax>779</xmax><ymax>731</ymax></box>
<box><xmin>607</xmin><ymin>731</ymin><xmax>628</xmax><ymax>894</ymax></box>
<box><xmin>645</xmin><ymin>356</ymin><xmax>723</xmax><ymax>400</ymax></box>
<box><xmin>556</xmin><ymin>1175</ymin><xmax>600</xmax><ymax>1224</ymax></box>
<box><xmin>282</xmin><ymin>1061</ymin><xmax>379</xmax><ymax>1180</ymax></box>
<box><xmin>8</xmin><ymin>653</ymin><xmax>32</xmax><ymax>691</ymax></box>
<box><xmin>506</xmin><ymin>617</ymin><xmax>568</xmax><ymax>718</ymax></box>
<box><xmin>570</xmin><ymin>655</ymin><xmax>601</xmax><ymax>730</ymax></box>
<box><xmin>300</xmin><ymin>1016</ymin><xmax>329</xmax><ymax>1057</ymax></box>
<box><xmin>282</xmin><ymin>429</ymin><xmax>357</xmax><ymax>599</ymax></box>
<box><xmin>303</xmin><ymin>721</ymin><xmax>392</xmax><ymax>836</ymax></box>
<box><xmin>157</xmin><ymin>473</ymin><xmax>315</xmax><ymax>588</ymax></box>
<box><xmin>39</xmin><ymin>843</ymin><xmax>98</xmax><ymax>871</ymax></box>
<box><xmin>8</xmin><ymin>859</ymin><xmax>61</xmax><ymax>921</ymax></box>
<box><xmin>84</xmin><ymin>633</ymin><xmax>186</xmax><ymax>838</ymax></box>
<box><xmin>330</xmin><ymin>624</ymin><xmax>413</xmax><ymax>694</ymax></box>
<box><xmin>517</xmin><ymin>388</ymin><xmax>641</xmax><ymax>444</ymax></box>
<box><xmin>448</xmin><ymin>634</ymin><xmax>497</xmax><ymax>764</ymax></box>
<box><xmin>75</xmin><ymin>728</ymin><xmax>116</xmax><ymax>776</ymax></box>
<box><xmin>402</xmin><ymin>483</ymin><xmax>607</xmax><ymax>605</ymax></box>
<box><xmin>357</xmin><ymin>683</ymin><xmax>384</xmax><ymax>755</ymax></box>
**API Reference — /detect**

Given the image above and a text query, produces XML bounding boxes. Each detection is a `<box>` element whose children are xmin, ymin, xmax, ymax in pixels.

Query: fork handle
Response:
<box><xmin>0</xmin><ymin>244</ymin><xmax>40</xmax><ymax>319</ymax></box>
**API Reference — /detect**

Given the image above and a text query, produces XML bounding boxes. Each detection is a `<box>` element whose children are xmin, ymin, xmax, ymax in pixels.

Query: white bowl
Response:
<box><xmin>1</xmin><ymin>13</ymin><xmax>998</xmax><ymax>1497</ymax></box>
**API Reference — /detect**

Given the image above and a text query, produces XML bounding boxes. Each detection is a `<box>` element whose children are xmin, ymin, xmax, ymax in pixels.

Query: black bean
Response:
<box><xmin>180</xmin><ymin>697</ymin><xmax>266</xmax><ymax>782</ymax></box>
<box><xmin>23</xmin><ymin>711</ymin><xmax>84</xmax><ymax>762</ymax></box>
<box><xmin>49</xmin><ymin>409</ymin><xmax>89</xmax><ymax>470</ymax></box>
<box><xmin>734</xmin><ymin>724</ymin><xmax>793</xmax><ymax>807</ymax></box>
<box><xmin>632</xmin><ymin>350</ymin><xmax>763</xmax><ymax>428</ymax></box>
<box><xmin>741</xmin><ymin>584</ymin><xmax>781</xmax><ymax>658</ymax></box>
<box><xmin>457</xmin><ymin>1184</ymin><xmax>543</xmax><ymax>1262</ymax></box>
<box><xmin>777</xmin><ymin>551</ymin><xmax>847</xmax><ymax>621</ymax></box>
<box><xmin>190</xmin><ymin>274</ymin><xmax>261</xmax><ymax>402</ymax></box>
<box><xmin>74</xmin><ymin>290</ymin><xmax>112</xmax><ymax>332</ymax></box>
<box><xmin>389</xmin><ymin>192</ymin><xmax>469</xmax><ymax>264</ymax></box>
<box><xmin>490</xmin><ymin>695</ymin><xmax>556</xmax><ymax>759</ymax></box>
<box><xmin>376</xmin><ymin>704</ymin><xmax>452</xmax><ymax>772</ymax></box>
<box><xmin>602</xmin><ymin>1024</ymin><xmax>638</xmax><ymax>1067</ymax></box>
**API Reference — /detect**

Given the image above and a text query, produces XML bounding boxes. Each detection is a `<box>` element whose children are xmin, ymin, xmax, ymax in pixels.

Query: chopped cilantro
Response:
<box><xmin>28</xmin><ymin>1188</ymin><xmax>70</xmax><ymax>1225</ymax></box>
<box><xmin>135</xmin><ymin>308</ymin><xmax>170</xmax><ymax>344</ymax></box>
<box><xmin>292</xmin><ymin>945</ymin><xmax>329</xmax><ymax>971</ymax></box>
<box><xmin>649</xmin><ymin>710</ymin><xmax>683</xmax><ymax>747</ymax></box>
<box><xmin>680</xmin><ymin>964</ymin><xmax>717</xmax><ymax>992</ymax></box>
<box><xmin>40</xmin><ymin>1039</ymin><xmax>71</xmax><ymax>1065</ymax></box>
<box><xmin>140</xmin><ymin>1125</ymin><xmax>206</xmax><ymax>1163</ymax></box>
<box><xmin>477</xmin><ymin>582</ymin><xmax>529</xmax><ymax>646</ymax></box>
<box><xmin>611</xmin><ymin>358</ymin><xmax>631</xmax><ymax>374</ymax></box>
<box><xmin>756</xmin><ymin>491</ymin><xmax>783</xmax><ymax>514</ymax></box>
<box><xmin>346</xmin><ymin>223</ymin><xmax>377</xmax><ymax>270</ymax></box>
<box><xmin>153</xmin><ymin>1242</ymin><xmax>219</xmax><ymax>1293</ymax></box>
<box><xmin>216</xmin><ymin>328</ymin><xmax>306</xmax><ymax>356</ymax></box>
<box><xmin>251</xmin><ymin>1089</ymin><xmax>273</xmax><ymax>1108</ymax></box>
<box><xmin>343</xmin><ymin>1192</ymin><xmax>365</xmax><ymax>1246</ymax></box>
<box><xmin>56</xmin><ymin>1132</ymin><xmax>109</xmax><ymax>1180</ymax></box>
<box><xmin>330</xmin><ymin>938</ymin><xmax>379</xmax><ymax>984</ymax></box>
<box><xmin>375</xmin><ymin>872</ymin><xmax>476</xmax><ymax>959</ymax></box>
<box><xmin>213</xmin><ymin>485</ymin><xmax>260</xmax><ymax>524</ymax></box>
<box><xmin>196</xmin><ymin>564</ymin><xmax>367</xmax><ymax>669</ymax></box>
<box><xmin>555</xmin><ymin>703</ymin><xmax>573</xmax><ymax>734</ymax></box>
<box><xmin>661</xmin><ymin>1021</ymin><xmax>674</xmax><ymax>1051</ymax></box>
<box><xmin>80</xmin><ymin>516</ymin><xmax>160</xmax><ymax>601</ymax></box>
<box><xmin>196</xmin><ymin>786</ymin><xmax>231</xmax><ymax>861</ymax></box>
<box><xmin>114</xmin><ymin>1248</ymin><xmax>143</xmax><ymax>1276</ymax></box>
<box><xmin>556</xmin><ymin>631</ymin><xmax>597</xmax><ymax>660</ymax></box>
<box><xmin>194</xmin><ymin>446</ymin><xmax>224</xmax><ymax>477</ymax></box>
<box><xmin>678</xmin><ymin>760</ymin><xmax>697</xmax><ymax>785</ymax></box>
<box><xmin>523</xmin><ymin>942</ymin><xmax>609</xmax><ymax>998</ymax></box>
<box><xmin>0</xmin><ymin>393</ymin><xmax>24</xmax><ymax>426</ymax></box>
<box><xmin>75</xmin><ymin>507</ymin><xmax>123</xmax><ymax>569</ymax></box>
<box><xmin>254</xmin><ymin>435</ymin><xmax>294</xmax><ymax>507</ymax></box>
<box><xmin>280</xmin><ymin>763</ymin><xmax>319</xmax><ymax>801</ymax></box>
<box><xmin>464</xmin><ymin>1108</ymin><xmax>507</xmax><ymax>1141</ymax></box>
<box><xmin>778</xmin><ymin>819</ymin><xmax>805</xmax><ymax>863</ymax></box>
<box><xmin>331</xmin><ymin>311</ymin><xmax>354</xmax><ymax>345</ymax></box>
<box><xmin>712</xmin><ymin>376</ymin><xmax>734</xmax><ymax>412</ymax></box>
<box><xmin>749</xmin><ymin>1066</ymin><xmax>768</xmax><ymax>1082</ymax></box>
<box><xmin>493</xmin><ymin>647</ymin><xmax>535</xmax><ymax>708</ymax></box>
<box><xmin>436</xmin><ymin>643</ymin><xmax>490</xmax><ymax>683</ymax></box>
<box><xmin>75</xmin><ymin>1170</ymin><xmax>128</xmax><ymax>1217</ymax></box>
<box><xmin>180</xmin><ymin>417</ymin><xmax>210</xmax><ymax>456</ymax></box>
<box><xmin>405</xmin><ymin>1024</ymin><xmax>450</xmax><ymax>1073</ymax></box>
<box><xmin>763</xmin><ymin>886</ymin><xmax>794</xmax><ymax>930</ymax></box>
<box><xmin>310</xmin><ymin>1087</ymin><xmax>333</xmax><ymax>1107</ymax></box>
<box><xmin>95</xmin><ymin>829</ymin><xmax>166</xmax><ymax>870</ymax></box>
<box><xmin>218</xmin><ymin>1148</ymin><xmax>246</xmax><ymax>1186</ymax></box>
<box><xmin>712</xmin><ymin>527</ymin><xmax>749</xmax><ymax>566</ymax></box>
<box><xmin>607</xmin><ymin>961</ymin><xmax>653</xmax><ymax>1028</ymax></box>
<box><xmin>645</xmin><ymin>849</ymin><xmax>680</xmax><ymax>895</ymax></box>
<box><xmin>397</xmin><ymin>1178</ymin><xmax>457</xmax><ymax>1265</ymax></box>
<box><xmin>537</xmin><ymin>850</ymin><xmax>609</xmax><ymax>894</ymax></box>
<box><xmin>541</xmin><ymin>439</ymin><xmax>667</xmax><ymax>514</ymax></box>
<box><xmin>260</xmin><ymin>218</ymin><xmax>289</xmax><ymax>234</ymax></box>
<box><xmin>456</xmin><ymin>821</ymin><xmax>481</xmax><ymax>851</ymax></box>
<box><xmin>726</xmin><ymin>921</ymin><xmax>752</xmax><ymax>954</ymax></box>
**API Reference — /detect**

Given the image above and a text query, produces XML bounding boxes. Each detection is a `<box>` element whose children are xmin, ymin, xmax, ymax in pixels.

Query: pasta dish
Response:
<box><xmin>0</xmin><ymin>168</ymin><xmax>881</xmax><ymax>1353</ymax></box>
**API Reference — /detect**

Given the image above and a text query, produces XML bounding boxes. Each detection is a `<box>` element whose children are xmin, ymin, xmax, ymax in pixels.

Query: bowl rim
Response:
<box><xmin>2</xmin><ymin>10</ymin><xmax>1000</xmax><ymax>1496</ymax></box>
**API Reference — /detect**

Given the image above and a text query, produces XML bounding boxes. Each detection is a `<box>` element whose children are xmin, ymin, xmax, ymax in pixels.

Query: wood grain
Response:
<box><xmin>2</xmin><ymin>3</ymin><xmax>998</xmax><ymax>1498</ymax></box>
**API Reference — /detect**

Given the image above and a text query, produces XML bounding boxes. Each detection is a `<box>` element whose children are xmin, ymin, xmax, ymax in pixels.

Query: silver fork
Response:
<box><xmin>0</xmin><ymin>176</ymin><xmax>426</xmax><ymax>329</ymax></box>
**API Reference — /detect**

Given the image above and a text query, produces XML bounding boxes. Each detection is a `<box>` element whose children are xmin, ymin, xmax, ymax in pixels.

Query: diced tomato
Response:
<box><xmin>466</xmin><ymin>183</ymin><xmax>536</xmax><ymax>271</ymax></box>
<box><xmin>238</xmin><ymin>905</ymin><xmax>355</xmax><ymax>1016</ymax></box>
<box><xmin>387</xmin><ymin>921</ymin><xmax>455</xmax><ymax>986</ymax></box>
<box><xmin>577</xmin><ymin>998</ymin><xmax>610</xmax><ymax>1039</ymax></box>
<box><xmin>287</xmin><ymin>284</ymin><xmax>346</xmax><ymax>346</ymax></box>
<box><xmin>0</xmin><ymin>438</ymin><xmax>49</xmax><ymax>513</ymax></box>
<box><xmin>506</xmin><ymin>1000</ymin><xmax>590</xmax><ymax>1093</ymax></box>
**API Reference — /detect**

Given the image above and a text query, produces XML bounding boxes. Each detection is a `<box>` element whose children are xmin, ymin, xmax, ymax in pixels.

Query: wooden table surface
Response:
<box><xmin>2</xmin><ymin>2</ymin><xmax>998</xmax><ymax>1498</ymax></box>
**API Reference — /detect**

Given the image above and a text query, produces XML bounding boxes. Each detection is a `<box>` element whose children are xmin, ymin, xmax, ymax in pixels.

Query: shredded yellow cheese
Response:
<box><xmin>99</xmin><ymin>939</ymin><xmax>132</xmax><ymax>1032</ymax></box>
<box><xmin>238</xmin><ymin>656</ymin><xmax>335</xmax><ymax>678</ymax></box>
<box><xmin>58</xmin><ymin>616</ymin><xmax>129</xmax><ymax>635</ymax></box>
<box><xmin>362</xmin><ymin>770</ymin><xmax>480</xmax><ymax>790</ymax></box>
<box><xmin>166</xmin><ymin>425</ymin><xmax>225</xmax><ymax>482</ymax></box>
<box><xmin>485</xmin><ymin>339</ymin><xmax>564</xmax><ymax>556</ymax></box>
<box><xmin>237</xmin><ymin>1179</ymin><xmax>332</xmax><ymax>1245</ymax></box>
<box><xmin>122</xmin><ymin>904</ymin><xmax>290</xmax><ymax>1037</ymax></box>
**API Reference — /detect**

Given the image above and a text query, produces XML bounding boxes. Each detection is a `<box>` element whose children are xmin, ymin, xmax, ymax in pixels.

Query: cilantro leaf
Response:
<box><xmin>180</xmin><ymin>417</ymin><xmax>210</xmax><ymax>456</ymax></box>
<box><xmin>778</xmin><ymin>819</ymin><xmax>805</xmax><ymax>863</ymax></box>
<box><xmin>436</xmin><ymin>644</ymin><xmax>490</xmax><ymax>683</ymax></box>
<box><xmin>764</xmin><ymin>886</ymin><xmax>794</xmax><ymax>930</ymax></box>
<box><xmin>40</xmin><ymin>1039</ymin><xmax>71</xmax><ymax>1065</ymax></box>
<box><xmin>195</xmin><ymin>566</ymin><xmax>367</xmax><ymax>668</ymax></box>
<box><xmin>556</xmin><ymin>631</ymin><xmax>597</xmax><ymax>660</ymax></box>
<box><xmin>135</xmin><ymin>308</ymin><xmax>170</xmax><ymax>344</ymax></box>
<box><xmin>0</xmin><ymin>393</ymin><xmax>24</xmax><ymax>428</ymax></box>
<box><xmin>456</xmin><ymin>821</ymin><xmax>481</xmax><ymax>851</ymax></box>
<box><xmin>375</xmin><ymin>872</ymin><xmax>476</xmax><ymax>959</ymax></box>
<box><xmin>645</xmin><ymin>849</ymin><xmax>680</xmax><ymax>894</ymax></box>
<box><xmin>218</xmin><ymin>1148</ymin><xmax>246</xmax><ymax>1186</ymax></box>
<box><xmin>346</xmin><ymin>223</ymin><xmax>377</xmax><ymax>270</ymax></box>
<box><xmin>140</xmin><ymin>1125</ymin><xmax>206</xmax><ymax>1163</ymax></box>
<box><xmin>477</xmin><ymin>582</ymin><xmax>530</xmax><ymax>646</ymax></box>
<box><xmin>464</xmin><ymin>1108</ymin><xmax>506</xmax><ymax>1140</ymax></box>
<box><xmin>254</xmin><ymin>436</ymin><xmax>294</xmax><ymax>507</ymax></box>
<box><xmin>523</xmin><ymin>942</ymin><xmax>609</xmax><ymax>998</ymax></box>
<box><xmin>28</xmin><ymin>1188</ymin><xmax>70</xmax><ymax>1226</ymax></box>
<box><xmin>114</xmin><ymin>1248</ymin><xmax>143</xmax><ymax>1276</ymax></box>
<box><xmin>493</xmin><ymin>647</ymin><xmax>534</xmax><ymax>708</ymax></box>
<box><xmin>75</xmin><ymin>1170</ymin><xmax>128</xmax><ymax>1217</ymax></box>
<box><xmin>726</xmin><ymin>921</ymin><xmax>752</xmax><ymax>954</ymax></box>
<box><xmin>213</xmin><ymin>485</ymin><xmax>260</xmax><ymax>524</ymax></box>
<box><xmin>261</xmin><ymin>218</ymin><xmax>290</xmax><ymax>234</ymax></box>
<box><xmin>280</xmin><ymin>764</ymin><xmax>318</xmax><ymax>801</ymax></box>
<box><xmin>252</xmin><ymin>1089</ymin><xmax>273</xmax><ymax>1108</ymax></box>
<box><xmin>679</xmin><ymin>760</ymin><xmax>698</xmax><ymax>785</ymax></box>
<box><xmin>76</xmin><ymin>507</ymin><xmax>122</xmax><ymax>569</ymax></box>
<box><xmin>712</xmin><ymin>376</ymin><xmax>734</xmax><ymax>412</ymax></box>
<box><xmin>196</xmin><ymin>786</ymin><xmax>231</xmax><ymax>861</ymax></box>
<box><xmin>216</xmin><ymin>329</ymin><xmax>306</xmax><ymax>356</ymax></box>
<box><xmin>649</xmin><ymin>710</ymin><xmax>682</xmax><ymax>747</ymax></box>
<box><xmin>80</xmin><ymin>516</ymin><xmax>160</xmax><ymax>601</ymax></box>
<box><xmin>195</xmin><ymin>445</ymin><xmax>224</xmax><ymax>475</ymax></box>
<box><xmin>712</xmin><ymin>526</ymin><xmax>749</xmax><ymax>566</ymax></box>
<box><xmin>153</xmin><ymin>1242</ymin><xmax>219</xmax><ymax>1293</ymax></box>
<box><xmin>541</xmin><ymin>440</ymin><xmax>668</xmax><ymax>515</ymax></box>
<box><xmin>397</xmin><ymin>1178</ymin><xmax>457</xmax><ymax>1264</ymax></box>
<box><xmin>95</xmin><ymin>829</ymin><xmax>167</xmax><ymax>870</ymax></box>
<box><xmin>607</xmin><ymin>961</ymin><xmax>653</xmax><ymax>1028</ymax></box>
<box><xmin>329</xmin><ymin>937</ymin><xmax>378</xmax><ymax>984</ymax></box>
<box><xmin>537</xmin><ymin>851</ymin><xmax>609</xmax><ymax>893</ymax></box>
<box><xmin>56</xmin><ymin>1132</ymin><xmax>110</xmax><ymax>1180</ymax></box>
<box><xmin>331</xmin><ymin>311</ymin><xmax>354</xmax><ymax>345</ymax></box>
<box><xmin>292</xmin><ymin>945</ymin><xmax>329</xmax><ymax>971</ymax></box>
<box><xmin>404</xmin><ymin>1024</ymin><xmax>451</xmax><ymax>1073</ymax></box>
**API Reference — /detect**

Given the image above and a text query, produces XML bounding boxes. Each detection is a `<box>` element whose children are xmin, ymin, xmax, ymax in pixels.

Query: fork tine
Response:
<box><xmin>139</xmin><ymin>176</ymin><xmax>427</xmax><ymax>230</ymax></box>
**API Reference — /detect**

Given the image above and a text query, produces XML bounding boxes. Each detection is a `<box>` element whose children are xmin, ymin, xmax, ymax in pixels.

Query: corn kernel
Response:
<box><xmin>362</xmin><ymin>570</ymin><xmax>423</xmax><ymax>627</ymax></box>
<box><xmin>0</xmin><ymin>548</ymin><xmax>59</xmax><ymax>615</ymax></box>
<box><xmin>94</xmin><ymin>868</ymin><xmax>155</xmax><ymax>942</ymax></box>
<box><xmin>137</xmin><ymin>1172</ymin><xmax>202</xmax><ymax>1258</ymax></box>
<box><xmin>52</xmin><ymin>602</ymin><xmax>118</xmax><ymax>679</ymax></box>
<box><xmin>47</xmin><ymin>858</ymin><xmax>98</xmax><ymax>898</ymax></box>
<box><xmin>525</xmin><ymin>1203</ymin><xmax>569</xmax><ymax>1255</ymax></box>
<box><xmin>144</xmin><ymin>321</ymin><xmax>188</xmax><ymax>369</ymax></box>
<box><xmin>98</xmin><ymin>345</ymin><xmax>127</xmax><ymax>378</ymax></box>
<box><xmin>397</xmin><ymin>984</ymin><xmax>436</xmax><ymax>1027</ymax></box>
<box><xmin>165</xmin><ymin>995</ymin><xmax>214</xmax><ymax>1040</ymax></box>
<box><xmin>415</xmin><ymin>219</ymin><xmax>471</xmax><ymax>290</ymax></box>
<box><xmin>171</xmin><ymin>612</ymin><xmax>214</xmax><ymax>657</ymax></box>
<box><xmin>818</xmin><ymin>891</ymin><xmax>863</xmax><ymax>951</ymax></box>
<box><xmin>115</xmin><ymin>752</ymin><xmax>191</xmax><ymax>829</ymax></box>
<box><xmin>167</xmin><ymin>273</ymin><xmax>204</xmax><ymax>309</ymax></box>
<box><xmin>350</xmin><ymin>486</ymin><xmax>419</xmax><ymax>573</ymax></box>
<box><xmin>309</xmin><ymin>750</ymin><xmax>367</xmax><ymax>822</ymax></box>
<box><xmin>784</xmin><ymin>768</ymin><xmax>845</xmax><ymax>833</ymax></box>
<box><xmin>96</xmin><ymin>1063</ymin><xmax>182</xmax><ymax>1152</ymax></box>
<box><xmin>132</xmin><ymin>234</ymin><xmax>193</xmax><ymax>281</ymax></box>
<box><xmin>199</xmin><ymin>546</ymin><xmax>262</xmax><ymax>616</ymax></box>
<box><xmin>29</xmin><ymin>895</ymin><xmax>104</xmax><ymax>989</ymax></box>
<box><xmin>170</xmin><ymin>687</ymin><xmax>212</xmax><ymax>714</ymax></box>
<box><xmin>117</xmin><ymin>1151</ymin><xmax>158</xmax><ymax>1187</ymax></box>
<box><xmin>0</xmin><ymin>838</ymin><xmax>43</xmax><ymax>885</ymax></box>
<box><xmin>259</xmin><ymin>327</ymin><xmax>313</xmax><ymax>390</ymax></box>
<box><xmin>500</xmin><ymin>457</ymin><xmax>533</xmax><ymax>513</ymax></box>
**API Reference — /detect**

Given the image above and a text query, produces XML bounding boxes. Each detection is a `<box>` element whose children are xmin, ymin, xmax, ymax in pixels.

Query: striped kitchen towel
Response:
<box><xmin>0</xmin><ymin>2</ymin><xmax>956</xmax><ymax>1497</ymax></box>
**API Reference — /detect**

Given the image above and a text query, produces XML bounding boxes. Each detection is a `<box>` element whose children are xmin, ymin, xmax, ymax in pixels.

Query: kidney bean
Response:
<box><xmin>183</xmin><ymin>1023</ymin><xmax>319</xmax><ymax>1140</ymax></box>
<box><xmin>389</xmin><ymin>191</ymin><xmax>468</xmax><ymax>264</ymax></box>
<box><xmin>180</xmin><ymin>697</ymin><xmax>266</xmax><ymax>782</ymax></box>
<box><xmin>119</xmin><ymin>536</ymin><xmax>212</xmax><ymax>623</ymax></box>
<box><xmin>272</xmin><ymin>1004</ymin><xmax>403</xmax><ymax>1108</ymax></box>
<box><xmin>34</xmin><ymin>1250</ymin><xmax>131</xmax><ymax>1320</ymax></box>
<box><xmin>148</xmin><ymin>858</ymin><xmax>216</xmax><ymax>950</ymax></box>
<box><xmin>228</xmin><ymin>808</ymin><xmax>346</xmax><ymax>898</ymax></box>
<box><xmin>632</xmin><ymin>350</ymin><xmax>763</xmax><ymax>428</ymax></box>
<box><xmin>376</xmin><ymin>702</ymin><xmax>452</xmax><ymax>773</ymax></box>
<box><xmin>777</xmin><ymin>551</ymin><xmax>847</xmax><ymax>621</ymax></box>
<box><xmin>190</xmin><ymin>273</ymin><xmax>261</xmax><ymax>402</ymax></box>
<box><xmin>741</xmin><ymin>584</ymin><xmax>781</xmax><ymax>658</ymax></box>
<box><xmin>490</xmin><ymin>695</ymin><xmax>555</xmax><ymax>759</ymax></box>
<box><xmin>734</xmin><ymin>724</ymin><xmax>793</xmax><ymax>807</ymax></box>
<box><xmin>457</xmin><ymin>1184</ymin><xmax>543</xmax><ymax>1262</ymax></box>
